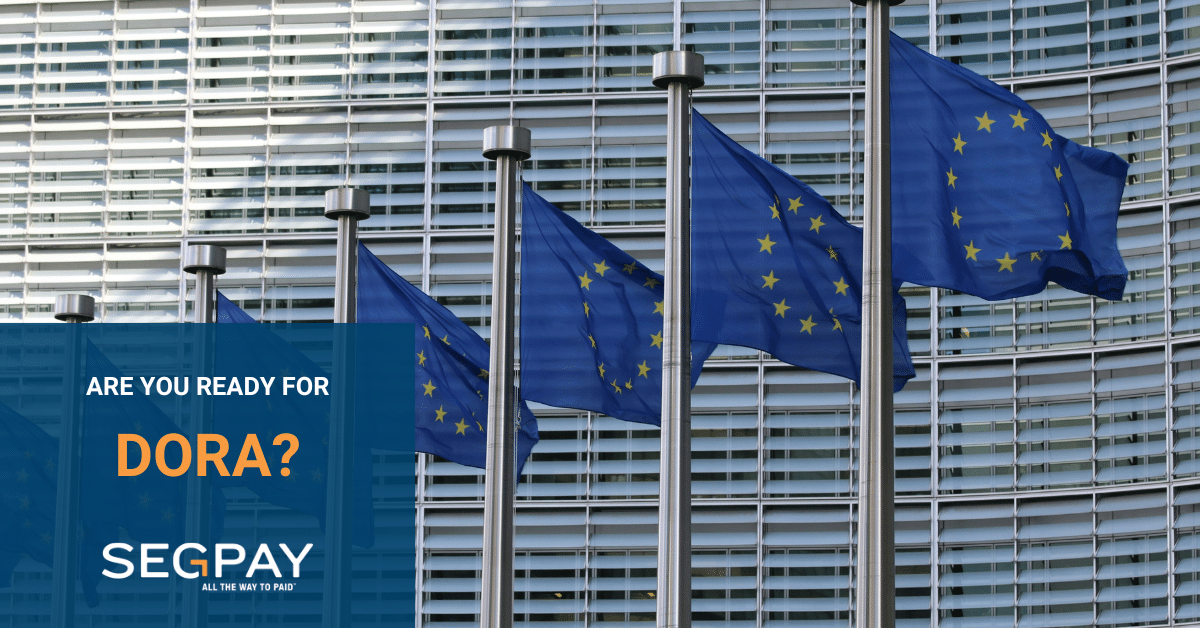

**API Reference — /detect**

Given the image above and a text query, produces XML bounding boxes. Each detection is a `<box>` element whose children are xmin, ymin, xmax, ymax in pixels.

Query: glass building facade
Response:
<box><xmin>0</xmin><ymin>0</ymin><xmax>1197</xmax><ymax>627</ymax></box>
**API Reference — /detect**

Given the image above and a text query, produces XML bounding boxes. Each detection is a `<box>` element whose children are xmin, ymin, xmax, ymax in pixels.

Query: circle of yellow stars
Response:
<box><xmin>757</xmin><ymin>194</ymin><xmax>849</xmax><ymax>336</ymax></box>
<box><xmin>581</xmin><ymin>256</ymin><xmax>664</xmax><ymax>396</ymax></box>
<box><xmin>951</xmin><ymin>109</ymin><xmax>1073</xmax><ymax>272</ymax></box>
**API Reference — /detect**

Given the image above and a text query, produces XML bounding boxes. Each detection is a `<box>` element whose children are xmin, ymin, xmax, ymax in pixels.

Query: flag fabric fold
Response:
<box><xmin>356</xmin><ymin>243</ymin><xmax>539</xmax><ymax>474</ymax></box>
<box><xmin>0</xmin><ymin>402</ymin><xmax>59</xmax><ymax>580</ymax></box>
<box><xmin>521</xmin><ymin>183</ymin><xmax>718</xmax><ymax>426</ymax></box>
<box><xmin>0</xmin><ymin>401</ymin><xmax>105</xmax><ymax>606</ymax></box>
<box><xmin>215</xmin><ymin>293</ymin><xmax>257</xmax><ymax>323</ymax></box>
<box><xmin>691</xmin><ymin>110</ymin><xmax>916</xmax><ymax>392</ymax></box>
<box><xmin>82</xmin><ymin>343</ymin><xmax>186</xmax><ymax>544</ymax></box>
<box><xmin>214</xmin><ymin>293</ymin><xmax>375</xmax><ymax>548</ymax></box>
<box><xmin>889</xmin><ymin>31</ymin><xmax>1128</xmax><ymax>301</ymax></box>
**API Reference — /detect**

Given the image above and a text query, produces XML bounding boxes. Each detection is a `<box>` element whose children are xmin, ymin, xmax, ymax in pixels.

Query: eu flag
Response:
<box><xmin>216</xmin><ymin>292</ymin><xmax>257</xmax><ymax>323</ymax></box>
<box><xmin>0</xmin><ymin>401</ymin><xmax>110</xmax><ymax>607</ymax></box>
<box><xmin>0</xmin><ymin>402</ymin><xmax>58</xmax><ymax>576</ymax></box>
<box><xmin>521</xmin><ymin>183</ymin><xmax>718</xmax><ymax>426</ymax></box>
<box><xmin>890</xmin><ymin>32</ymin><xmax>1128</xmax><ymax>301</ymax></box>
<box><xmin>357</xmin><ymin>243</ymin><xmax>540</xmax><ymax>473</ymax></box>
<box><xmin>214</xmin><ymin>293</ymin><xmax>376</xmax><ymax>548</ymax></box>
<box><xmin>82</xmin><ymin>342</ymin><xmax>186</xmax><ymax>544</ymax></box>
<box><xmin>691</xmin><ymin>110</ymin><xmax>916</xmax><ymax>391</ymax></box>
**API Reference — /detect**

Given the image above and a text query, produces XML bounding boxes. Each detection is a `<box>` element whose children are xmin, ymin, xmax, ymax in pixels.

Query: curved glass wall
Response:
<box><xmin>2</xmin><ymin>1</ymin><xmax>1200</xmax><ymax>627</ymax></box>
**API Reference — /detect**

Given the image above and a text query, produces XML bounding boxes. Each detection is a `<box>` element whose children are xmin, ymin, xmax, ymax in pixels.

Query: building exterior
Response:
<box><xmin>0</xmin><ymin>0</ymin><xmax>1196</xmax><ymax>627</ymax></box>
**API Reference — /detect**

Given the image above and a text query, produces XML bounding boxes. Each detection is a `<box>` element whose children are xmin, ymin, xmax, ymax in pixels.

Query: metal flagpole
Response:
<box><xmin>479</xmin><ymin>124</ymin><xmax>530</xmax><ymax>628</ymax></box>
<box><xmin>853</xmin><ymin>2</ymin><xmax>901</xmax><ymax>628</ymax></box>
<box><xmin>322</xmin><ymin>187</ymin><xmax>370</xmax><ymax>627</ymax></box>
<box><xmin>50</xmin><ymin>294</ymin><xmax>95</xmax><ymax>628</ymax></box>
<box><xmin>181</xmin><ymin>245</ymin><xmax>226</xmax><ymax>628</ymax></box>
<box><xmin>650</xmin><ymin>51</ymin><xmax>703</xmax><ymax>628</ymax></box>
<box><xmin>184</xmin><ymin>245</ymin><xmax>226</xmax><ymax>324</ymax></box>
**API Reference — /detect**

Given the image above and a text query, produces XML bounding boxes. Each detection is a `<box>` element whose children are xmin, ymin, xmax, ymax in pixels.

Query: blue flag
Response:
<box><xmin>0</xmin><ymin>402</ymin><xmax>58</xmax><ymax>577</ymax></box>
<box><xmin>691</xmin><ymin>110</ymin><xmax>915</xmax><ymax>392</ymax></box>
<box><xmin>214</xmin><ymin>293</ymin><xmax>375</xmax><ymax>548</ymax></box>
<box><xmin>0</xmin><ymin>401</ymin><xmax>109</xmax><ymax>606</ymax></box>
<box><xmin>357</xmin><ymin>243</ymin><xmax>539</xmax><ymax>473</ymax></box>
<box><xmin>82</xmin><ymin>343</ymin><xmax>187</xmax><ymax>544</ymax></box>
<box><xmin>521</xmin><ymin>183</ymin><xmax>718</xmax><ymax>426</ymax></box>
<box><xmin>216</xmin><ymin>293</ymin><xmax>257</xmax><ymax>323</ymax></box>
<box><xmin>890</xmin><ymin>32</ymin><xmax>1128</xmax><ymax>301</ymax></box>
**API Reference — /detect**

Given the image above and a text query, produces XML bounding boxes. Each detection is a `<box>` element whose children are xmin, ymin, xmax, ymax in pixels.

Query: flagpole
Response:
<box><xmin>181</xmin><ymin>245</ymin><xmax>226</xmax><ymax>628</ymax></box>
<box><xmin>651</xmin><ymin>51</ymin><xmax>703</xmax><ymax>628</ymax></box>
<box><xmin>323</xmin><ymin>187</ymin><xmax>370</xmax><ymax>627</ymax></box>
<box><xmin>50</xmin><ymin>294</ymin><xmax>95</xmax><ymax>628</ymax></box>
<box><xmin>853</xmin><ymin>3</ymin><xmax>900</xmax><ymax>628</ymax></box>
<box><xmin>184</xmin><ymin>245</ymin><xmax>226</xmax><ymax>324</ymax></box>
<box><xmin>479</xmin><ymin>124</ymin><xmax>530</xmax><ymax>628</ymax></box>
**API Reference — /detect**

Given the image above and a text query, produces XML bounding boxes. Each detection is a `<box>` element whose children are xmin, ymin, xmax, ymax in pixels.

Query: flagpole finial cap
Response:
<box><xmin>183</xmin><ymin>244</ymin><xmax>227</xmax><ymax>276</ymax></box>
<box><xmin>849</xmin><ymin>0</ymin><xmax>905</xmax><ymax>6</ymax></box>
<box><xmin>482</xmin><ymin>126</ymin><xmax>531</xmax><ymax>161</ymax></box>
<box><xmin>324</xmin><ymin>188</ymin><xmax>371</xmax><ymax>221</ymax></box>
<box><xmin>652</xmin><ymin>51</ymin><xmax>705</xmax><ymax>89</ymax></box>
<box><xmin>54</xmin><ymin>294</ymin><xmax>95</xmax><ymax>322</ymax></box>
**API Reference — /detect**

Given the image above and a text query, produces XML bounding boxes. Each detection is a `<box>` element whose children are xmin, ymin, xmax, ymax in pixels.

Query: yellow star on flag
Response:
<box><xmin>1054</xmin><ymin>165</ymin><xmax>1063</xmax><ymax>180</ymax></box>
<box><xmin>800</xmin><ymin>315</ymin><xmax>817</xmax><ymax>334</ymax></box>
<box><xmin>643</xmin><ymin>276</ymin><xmax>661</xmax><ymax>289</ymax></box>
<box><xmin>1064</xmin><ymin>202</ymin><xmax>1070</xmax><ymax>216</ymax></box>
<box><xmin>478</xmin><ymin>368</ymin><xmax>489</xmax><ymax>379</ymax></box>
<box><xmin>1011</xmin><ymin>110</ymin><xmax>1029</xmax><ymax>130</ymax></box>
<box><xmin>788</xmin><ymin>197</ymin><xmax>802</xmax><ymax>213</ymax></box>
<box><xmin>650</xmin><ymin>331</ymin><xmax>663</xmax><ymax>349</ymax></box>
<box><xmin>833</xmin><ymin>277</ymin><xmax>849</xmax><ymax>295</ymax></box>
<box><xmin>625</xmin><ymin>380</ymin><xmax>633</xmax><ymax>390</ymax></box>
<box><xmin>1031</xmin><ymin>251</ymin><xmax>1042</xmax><ymax>261</ymax></box>
<box><xmin>964</xmin><ymin>241</ymin><xmax>981</xmax><ymax>261</ymax></box>
<box><xmin>435</xmin><ymin>406</ymin><xmax>447</xmax><ymax>422</ymax></box>
<box><xmin>623</xmin><ymin>262</ymin><xmax>637</xmax><ymax>274</ymax></box>
<box><xmin>423</xmin><ymin>380</ymin><xmax>436</xmax><ymax>396</ymax></box>
<box><xmin>946</xmin><ymin>168</ymin><xmax>958</xmax><ymax>188</ymax></box>
<box><xmin>809</xmin><ymin>215</ymin><xmax>825</xmax><ymax>234</ymax></box>
<box><xmin>770</xmin><ymin>203</ymin><xmax>780</xmax><ymax>220</ymax></box>
<box><xmin>454</xmin><ymin>419</ymin><xmax>469</xmax><ymax>435</ymax></box>
<box><xmin>951</xmin><ymin>207</ymin><xmax>962</xmax><ymax>228</ymax></box>
<box><xmin>589</xmin><ymin>335</ymin><xmax>596</xmax><ymax>348</ymax></box>
<box><xmin>637</xmin><ymin>361</ymin><xmax>651</xmax><ymax>377</ymax></box>
<box><xmin>826</xmin><ymin>245</ymin><xmax>838</xmax><ymax>260</ymax></box>
<box><xmin>583</xmin><ymin>302</ymin><xmax>590</xmax><ymax>317</ymax></box>
<box><xmin>1058</xmin><ymin>232</ymin><xmax>1072</xmax><ymax>249</ymax></box>
<box><xmin>758</xmin><ymin>234</ymin><xmax>776</xmax><ymax>253</ymax></box>
<box><xmin>653</xmin><ymin>300</ymin><xmax>664</xmax><ymax>314</ymax></box>
<box><xmin>975</xmin><ymin>111</ymin><xmax>994</xmax><ymax>132</ymax></box>
<box><xmin>773</xmin><ymin>299</ymin><xmax>791</xmax><ymax>318</ymax></box>
<box><xmin>952</xmin><ymin>133</ymin><xmax>967</xmax><ymax>154</ymax></box>
<box><xmin>610</xmin><ymin>380</ymin><xmax>622</xmax><ymax>395</ymax></box>
<box><xmin>594</xmin><ymin>260</ymin><xmax>610</xmax><ymax>276</ymax></box>
<box><xmin>423</xmin><ymin>326</ymin><xmax>431</xmax><ymax>339</ymax></box>
<box><xmin>440</xmin><ymin>335</ymin><xmax>450</xmax><ymax>345</ymax></box>
<box><xmin>578</xmin><ymin>272</ymin><xmax>593</xmax><ymax>290</ymax></box>
<box><xmin>761</xmin><ymin>271</ymin><xmax>779</xmax><ymax>289</ymax></box>
<box><xmin>1040</xmin><ymin>131</ymin><xmax>1053</xmax><ymax>148</ymax></box>
<box><xmin>598</xmin><ymin>363</ymin><xmax>606</xmax><ymax>378</ymax></box>
<box><xmin>417</xmin><ymin>350</ymin><xmax>426</xmax><ymax>366</ymax></box>
<box><xmin>996</xmin><ymin>252</ymin><xmax>1016</xmax><ymax>272</ymax></box>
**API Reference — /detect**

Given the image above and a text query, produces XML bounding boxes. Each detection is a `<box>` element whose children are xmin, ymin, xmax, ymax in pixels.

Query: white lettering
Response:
<box><xmin>101</xmin><ymin>543</ymin><xmax>134</xmax><ymax>579</ymax></box>
<box><xmin>140</xmin><ymin>543</ymin><xmax>170</xmax><ymax>578</ymax></box>
<box><xmin>245</xmin><ymin>544</ymin><xmax>281</xmax><ymax>578</ymax></box>
<box><xmin>214</xmin><ymin>543</ymin><xmax>245</xmax><ymax>578</ymax></box>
